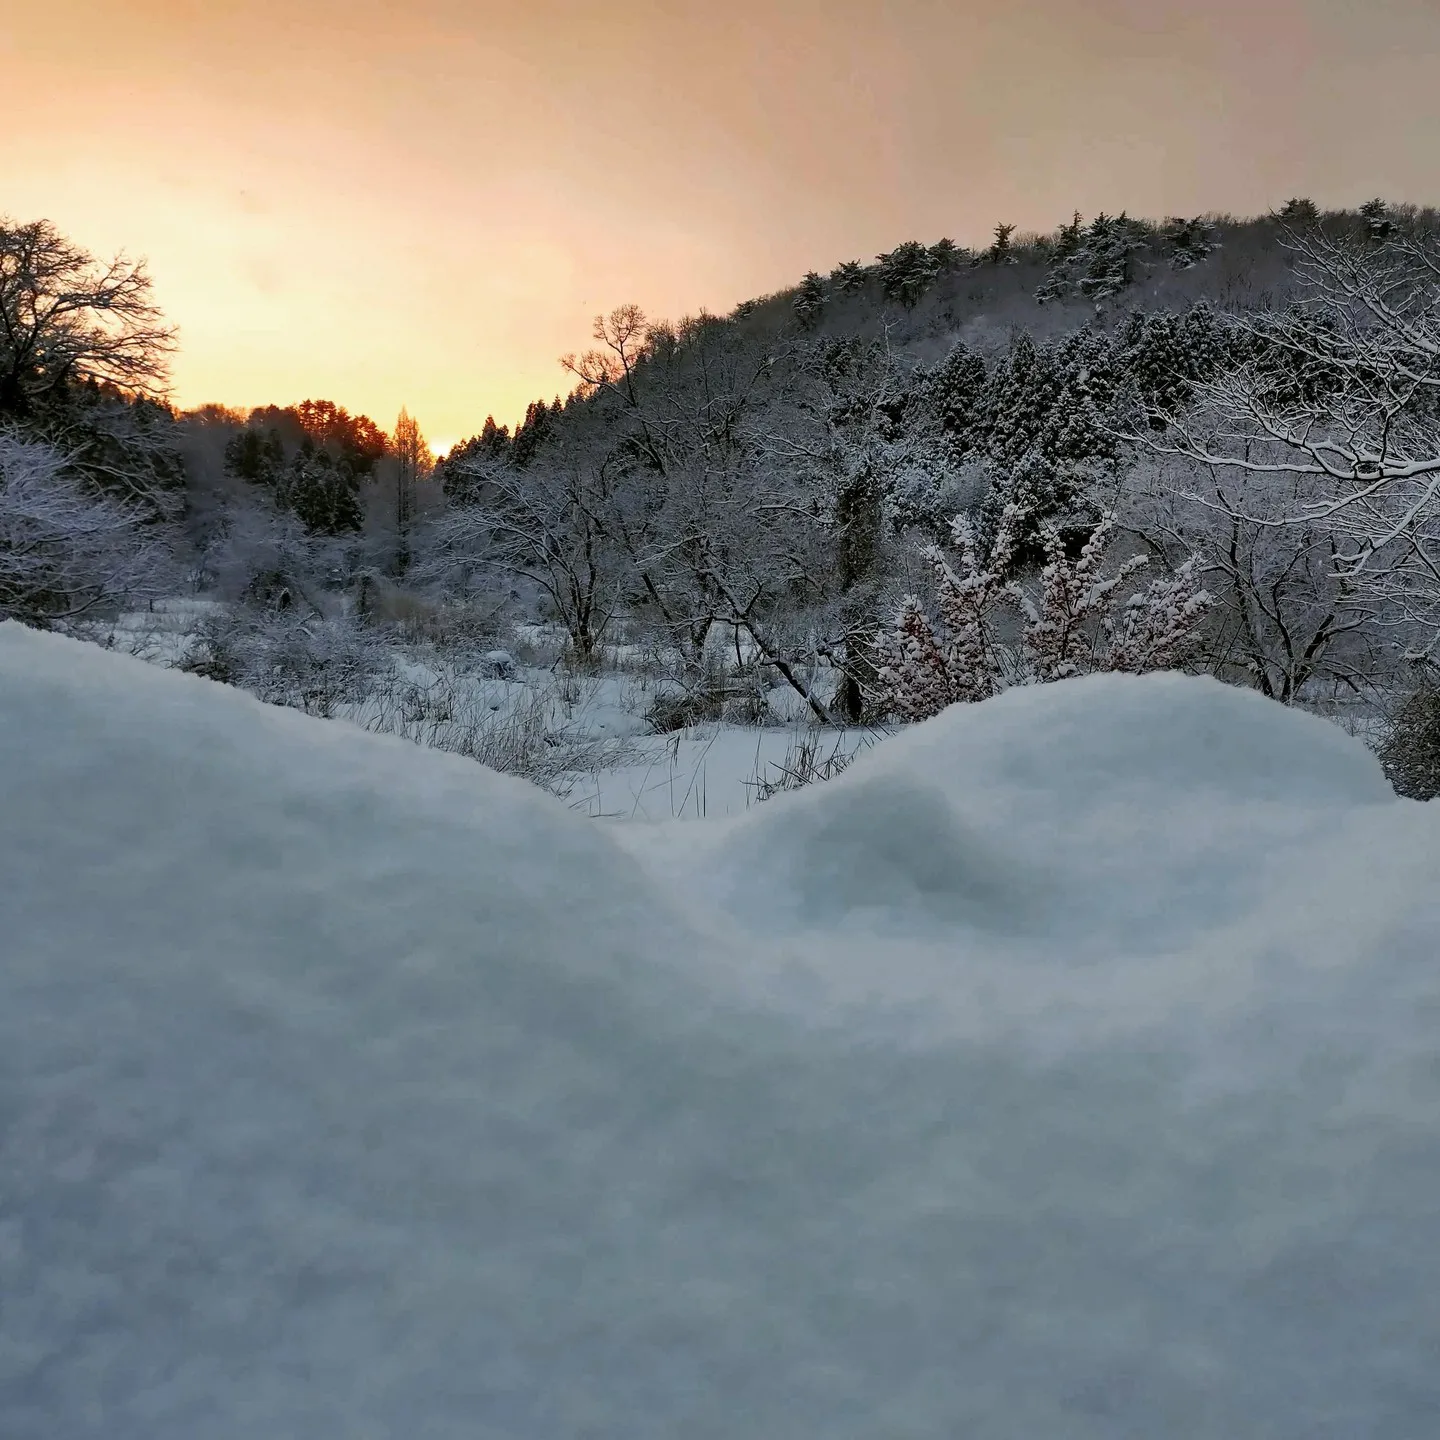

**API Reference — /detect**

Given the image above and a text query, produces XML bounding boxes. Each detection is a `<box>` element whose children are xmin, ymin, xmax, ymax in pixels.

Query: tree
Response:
<box><xmin>876</xmin><ymin>504</ymin><xmax>1210</xmax><ymax>719</ymax></box>
<box><xmin>437</xmin><ymin>415</ymin><xmax>509</xmax><ymax>504</ymax></box>
<box><xmin>434</xmin><ymin>416</ymin><xmax>624</xmax><ymax>662</ymax></box>
<box><xmin>1163</xmin><ymin>215</ymin><xmax>1219</xmax><ymax>270</ymax></box>
<box><xmin>391</xmin><ymin>407</ymin><xmax>430</xmax><ymax>575</ymax></box>
<box><xmin>1378</xmin><ymin>675</ymin><xmax>1440</xmax><ymax>798</ymax></box>
<box><xmin>929</xmin><ymin>237</ymin><xmax>965</xmax><ymax>272</ymax></box>
<box><xmin>984</xmin><ymin>223</ymin><xmax>1018</xmax><ymax>266</ymax></box>
<box><xmin>876</xmin><ymin>241</ymin><xmax>940</xmax><ymax>309</ymax></box>
<box><xmin>1036</xmin><ymin>212</ymin><xmax>1149</xmax><ymax>306</ymax></box>
<box><xmin>224</xmin><ymin>426</ymin><xmax>286</xmax><ymax>488</ymax></box>
<box><xmin>830</xmin><ymin>260</ymin><xmax>869</xmax><ymax>294</ymax></box>
<box><xmin>1145</xmin><ymin>222</ymin><xmax>1440</xmax><ymax>655</ymax></box>
<box><xmin>0</xmin><ymin>217</ymin><xmax>176</xmax><ymax>422</ymax></box>
<box><xmin>286</xmin><ymin>446</ymin><xmax>363</xmax><ymax>537</ymax></box>
<box><xmin>0</xmin><ymin>431</ymin><xmax>173</xmax><ymax>626</ymax></box>
<box><xmin>793</xmin><ymin>271</ymin><xmax>827</xmax><ymax>329</ymax></box>
<box><xmin>1359</xmin><ymin>198</ymin><xmax>1395</xmax><ymax>243</ymax></box>
<box><xmin>1277</xmin><ymin>197</ymin><xmax>1320</xmax><ymax>229</ymax></box>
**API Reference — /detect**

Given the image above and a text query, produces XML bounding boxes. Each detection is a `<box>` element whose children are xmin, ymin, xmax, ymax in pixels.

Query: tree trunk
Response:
<box><xmin>835</xmin><ymin>468</ymin><xmax>883</xmax><ymax>724</ymax></box>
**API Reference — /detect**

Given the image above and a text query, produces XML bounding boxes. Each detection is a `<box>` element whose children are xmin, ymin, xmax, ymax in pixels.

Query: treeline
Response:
<box><xmin>7</xmin><ymin>198</ymin><xmax>1440</xmax><ymax>795</ymax></box>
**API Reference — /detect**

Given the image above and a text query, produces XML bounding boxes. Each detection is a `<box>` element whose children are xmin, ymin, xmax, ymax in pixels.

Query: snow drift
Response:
<box><xmin>2</xmin><ymin>622</ymin><xmax>1439</xmax><ymax>1439</ymax></box>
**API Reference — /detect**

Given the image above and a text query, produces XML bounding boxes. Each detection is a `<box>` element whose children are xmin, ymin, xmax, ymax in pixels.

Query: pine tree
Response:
<box><xmin>830</xmin><ymin>260</ymin><xmax>869</xmax><ymax>294</ymax></box>
<box><xmin>877</xmin><ymin>241</ymin><xmax>941</xmax><ymax>308</ymax></box>
<box><xmin>1277</xmin><ymin>197</ymin><xmax>1319</xmax><ymax>228</ymax></box>
<box><xmin>286</xmin><ymin>448</ymin><xmax>363</xmax><ymax>535</ymax></box>
<box><xmin>510</xmin><ymin>398</ymin><xmax>556</xmax><ymax>468</ymax></box>
<box><xmin>1360</xmin><ymin>197</ymin><xmax>1395</xmax><ymax>242</ymax></box>
<box><xmin>985</xmin><ymin>222</ymin><xmax>1018</xmax><ymax>265</ymax></box>
<box><xmin>1162</xmin><ymin>215</ymin><xmax>1218</xmax><ymax>270</ymax></box>
<box><xmin>923</xmin><ymin>341</ymin><xmax>989</xmax><ymax>459</ymax></box>
<box><xmin>793</xmin><ymin>270</ymin><xmax>827</xmax><ymax>329</ymax></box>
<box><xmin>391</xmin><ymin>407</ymin><xmax>429</xmax><ymax>576</ymax></box>
<box><xmin>1037</xmin><ymin>212</ymin><xmax>1147</xmax><ymax>306</ymax></box>
<box><xmin>1035</xmin><ymin>212</ymin><xmax>1084</xmax><ymax>303</ymax></box>
<box><xmin>1075</xmin><ymin>212</ymin><xmax>1147</xmax><ymax>303</ymax></box>
<box><xmin>223</xmin><ymin>427</ymin><xmax>285</xmax><ymax>487</ymax></box>
<box><xmin>928</xmin><ymin>237</ymin><xmax>964</xmax><ymax>273</ymax></box>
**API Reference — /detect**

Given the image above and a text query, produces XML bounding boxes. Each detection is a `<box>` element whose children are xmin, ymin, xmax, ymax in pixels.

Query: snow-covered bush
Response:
<box><xmin>877</xmin><ymin>505</ymin><xmax>1211</xmax><ymax>720</ymax></box>
<box><xmin>1379</xmin><ymin>681</ymin><xmax>1440</xmax><ymax>799</ymax></box>
<box><xmin>183</xmin><ymin>605</ymin><xmax>390</xmax><ymax>717</ymax></box>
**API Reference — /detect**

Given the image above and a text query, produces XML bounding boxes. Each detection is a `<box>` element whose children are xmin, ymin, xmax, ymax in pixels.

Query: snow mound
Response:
<box><xmin>880</xmin><ymin>669</ymin><xmax>1392</xmax><ymax>809</ymax></box>
<box><xmin>4</xmin><ymin>624</ymin><xmax>1440</xmax><ymax>1440</ymax></box>
<box><xmin>703</xmin><ymin>673</ymin><xmax>1395</xmax><ymax>948</ymax></box>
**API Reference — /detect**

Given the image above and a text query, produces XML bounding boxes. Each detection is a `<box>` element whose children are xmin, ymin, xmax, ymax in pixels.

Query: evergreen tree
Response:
<box><xmin>1114</xmin><ymin>302</ymin><xmax>1234</xmax><ymax>427</ymax></box>
<box><xmin>928</xmin><ymin>237</ymin><xmax>964</xmax><ymax>273</ymax></box>
<box><xmin>923</xmin><ymin>341</ymin><xmax>989</xmax><ymax>459</ymax></box>
<box><xmin>286</xmin><ymin>447</ymin><xmax>363</xmax><ymax>535</ymax></box>
<box><xmin>793</xmin><ymin>270</ymin><xmax>827</xmax><ymax>329</ymax></box>
<box><xmin>1277</xmin><ymin>197</ymin><xmax>1320</xmax><ymax>228</ymax></box>
<box><xmin>984</xmin><ymin>222</ymin><xmax>1018</xmax><ymax>265</ymax></box>
<box><xmin>1074</xmin><ymin>212</ymin><xmax>1148</xmax><ymax>303</ymax></box>
<box><xmin>877</xmin><ymin>241</ymin><xmax>940</xmax><ymax>309</ymax></box>
<box><xmin>830</xmin><ymin>260</ymin><xmax>869</xmax><ymax>294</ymax></box>
<box><xmin>1162</xmin><ymin>215</ymin><xmax>1219</xmax><ymax>270</ymax></box>
<box><xmin>1035</xmin><ymin>212</ymin><xmax>1084</xmax><ymax>302</ymax></box>
<box><xmin>510</xmin><ymin>398</ymin><xmax>557</xmax><ymax>468</ymax></box>
<box><xmin>223</xmin><ymin>426</ymin><xmax>286</xmax><ymax>487</ymax></box>
<box><xmin>1037</xmin><ymin>212</ymin><xmax>1147</xmax><ymax>306</ymax></box>
<box><xmin>1360</xmin><ymin>197</ymin><xmax>1395</xmax><ymax>242</ymax></box>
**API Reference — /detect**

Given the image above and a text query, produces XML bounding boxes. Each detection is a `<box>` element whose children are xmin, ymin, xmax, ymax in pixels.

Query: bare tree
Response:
<box><xmin>0</xmin><ymin>217</ymin><xmax>176</xmax><ymax>420</ymax></box>
<box><xmin>1122</xmin><ymin>453</ymin><xmax>1384</xmax><ymax>703</ymax></box>
<box><xmin>430</xmin><ymin>413</ymin><xmax>625</xmax><ymax>663</ymax></box>
<box><xmin>1145</xmin><ymin>220</ymin><xmax>1440</xmax><ymax>656</ymax></box>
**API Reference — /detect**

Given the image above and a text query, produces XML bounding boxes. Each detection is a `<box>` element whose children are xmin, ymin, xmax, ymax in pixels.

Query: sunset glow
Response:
<box><xmin>6</xmin><ymin>0</ymin><xmax>1440</xmax><ymax>441</ymax></box>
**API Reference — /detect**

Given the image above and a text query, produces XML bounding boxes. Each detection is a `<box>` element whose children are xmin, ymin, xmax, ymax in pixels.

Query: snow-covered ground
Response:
<box><xmin>3</xmin><ymin>621</ymin><xmax>1439</xmax><ymax>1438</ymax></box>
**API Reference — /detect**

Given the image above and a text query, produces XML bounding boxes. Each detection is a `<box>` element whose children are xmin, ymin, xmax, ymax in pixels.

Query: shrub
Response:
<box><xmin>1379</xmin><ymin>684</ymin><xmax>1440</xmax><ymax>800</ymax></box>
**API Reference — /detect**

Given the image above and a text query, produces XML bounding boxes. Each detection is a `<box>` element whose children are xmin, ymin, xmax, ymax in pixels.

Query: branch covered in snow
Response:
<box><xmin>0</xmin><ymin>431</ymin><xmax>173</xmax><ymax>626</ymax></box>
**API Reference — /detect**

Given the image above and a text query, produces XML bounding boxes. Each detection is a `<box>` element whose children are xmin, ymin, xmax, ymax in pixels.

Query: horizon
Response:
<box><xmin>6</xmin><ymin>0</ymin><xmax>1440</xmax><ymax>439</ymax></box>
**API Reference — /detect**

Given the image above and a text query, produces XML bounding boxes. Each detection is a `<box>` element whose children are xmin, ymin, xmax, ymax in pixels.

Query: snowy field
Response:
<box><xmin>3</xmin><ymin>621</ymin><xmax>1440</xmax><ymax>1438</ymax></box>
<box><xmin>93</xmin><ymin>602</ymin><xmax>877</xmax><ymax>819</ymax></box>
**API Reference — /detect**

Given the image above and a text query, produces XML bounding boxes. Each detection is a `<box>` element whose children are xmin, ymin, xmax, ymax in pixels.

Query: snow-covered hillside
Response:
<box><xmin>3</xmin><ymin>622</ymin><xmax>1439</xmax><ymax>1439</ymax></box>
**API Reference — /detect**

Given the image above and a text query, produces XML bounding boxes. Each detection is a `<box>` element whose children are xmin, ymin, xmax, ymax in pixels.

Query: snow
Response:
<box><xmin>3</xmin><ymin>623</ymin><xmax>1440</xmax><ymax>1438</ymax></box>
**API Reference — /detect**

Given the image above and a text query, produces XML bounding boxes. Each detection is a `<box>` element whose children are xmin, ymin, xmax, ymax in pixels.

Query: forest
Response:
<box><xmin>5</xmin><ymin>197</ymin><xmax>1440</xmax><ymax>805</ymax></box>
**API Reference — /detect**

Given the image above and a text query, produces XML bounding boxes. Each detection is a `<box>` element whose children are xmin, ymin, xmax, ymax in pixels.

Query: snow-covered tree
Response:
<box><xmin>1018</xmin><ymin>511</ymin><xmax>1211</xmax><ymax>679</ymax></box>
<box><xmin>877</xmin><ymin>241</ymin><xmax>941</xmax><ymax>309</ymax></box>
<box><xmin>286</xmin><ymin>447</ymin><xmax>364</xmax><ymax>537</ymax></box>
<box><xmin>1163</xmin><ymin>215</ymin><xmax>1219</xmax><ymax>270</ymax></box>
<box><xmin>1036</xmin><ymin>212</ymin><xmax>1149</xmax><ymax>306</ymax></box>
<box><xmin>1276</xmin><ymin>197</ymin><xmax>1319</xmax><ymax>229</ymax></box>
<box><xmin>1359</xmin><ymin>197</ymin><xmax>1395</xmax><ymax>243</ymax></box>
<box><xmin>0</xmin><ymin>432</ymin><xmax>172</xmax><ymax>626</ymax></box>
<box><xmin>1378</xmin><ymin>676</ymin><xmax>1440</xmax><ymax>798</ymax></box>
<box><xmin>928</xmin><ymin>237</ymin><xmax>965</xmax><ymax>273</ymax></box>
<box><xmin>793</xmin><ymin>270</ymin><xmax>827</xmax><ymax>329</ymax></box>
<box><xmin>830</xmin><ymin>259</ymin><xmax>869</xmax><ymax>294</ymax></box>
<box><xmin>876</xmin><ymin>504</ymin><xmax>1210</xmax><ymax>718</ymax></box>
<box><xmin>1147</xmin><ymin>220</ymin><xmax>1440</xmax><ymax>655</ymax></box>
<box><xmin>876</xmin><ymin>508</ymin><xmax>1022</xmax><ymax>718</ymax></box>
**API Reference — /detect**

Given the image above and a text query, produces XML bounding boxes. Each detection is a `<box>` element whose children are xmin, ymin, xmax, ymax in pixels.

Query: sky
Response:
<box><xmin>5</xmin><ymin>0</ymin><xmax>1440</xmax><ymax>450</ymax></box>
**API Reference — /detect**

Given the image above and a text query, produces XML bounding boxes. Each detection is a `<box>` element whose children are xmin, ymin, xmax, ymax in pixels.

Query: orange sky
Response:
<box><xmin>5</xmin><ymin>0</ymin><xmax>1440</xmax><ymax>448</ymax></box>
